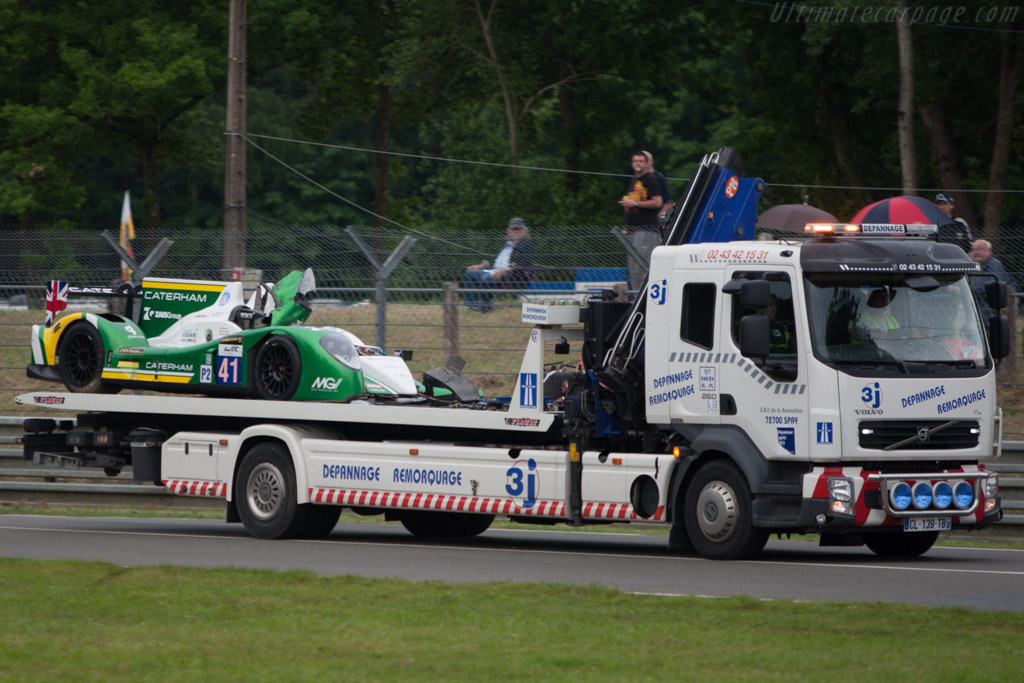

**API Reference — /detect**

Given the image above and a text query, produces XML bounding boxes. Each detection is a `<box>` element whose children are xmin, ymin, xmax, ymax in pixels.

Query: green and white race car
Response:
<box><xmin>27</xmin><ymin>269</ymin><xmax>429</xmax><ymax>402</ymax></box>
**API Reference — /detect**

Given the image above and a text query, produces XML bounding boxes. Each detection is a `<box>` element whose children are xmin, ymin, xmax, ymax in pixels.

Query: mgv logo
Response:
<box><xmin>311</xmin><ymin>376</ymin><xmax>343</xmax><ymax>391</ymax></box>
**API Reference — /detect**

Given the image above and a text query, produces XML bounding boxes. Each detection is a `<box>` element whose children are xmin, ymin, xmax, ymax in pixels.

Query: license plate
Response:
<box><xmin>903</xmin><ymin>517</ymin><xmax>951</xmax><ymax>532</ymax></box>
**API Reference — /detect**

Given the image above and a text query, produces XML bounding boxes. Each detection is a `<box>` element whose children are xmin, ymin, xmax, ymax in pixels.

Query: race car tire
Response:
<box><xmin>58</xmin><ymin>323</ymin><xmax>116</xmax><ymax>393</ymax></box>
<box><xmin>254</xmin><ymin>335</ymin><xmax>302</xmax><ymax>401</ymax></box>
<box><xmin>864</xmin><ymin>530</ymin><xmax>938</xmax><ymax>558</ymax></box>
<box><xmin>235</xmin><ymin>442</ymin><xmax>312</xmax><ymax>539</ymax></box>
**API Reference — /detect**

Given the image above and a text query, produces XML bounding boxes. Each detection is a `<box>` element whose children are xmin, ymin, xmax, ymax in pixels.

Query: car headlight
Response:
<box><xmin>319</xmin><ymin>333</ymin><xmax>361</xmax><ymax>370</ymax></box>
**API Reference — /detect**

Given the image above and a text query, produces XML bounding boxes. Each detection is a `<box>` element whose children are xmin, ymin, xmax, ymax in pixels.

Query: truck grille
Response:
<box><xmin>858</xmin><ymin>420</ymin><xmax>980</xmax><ymax>450</ymax></box>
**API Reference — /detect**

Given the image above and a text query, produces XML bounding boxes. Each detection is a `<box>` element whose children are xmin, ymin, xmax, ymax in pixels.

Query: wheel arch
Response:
<box><xmin>666</xmin><ymin>425</ymin><xmax>770</xmax><ymax>522</ymax></box>
<box><xmin>228</xmin><ymin>423</ymin><xmax>341</xmax><ymax>505</ymax></box>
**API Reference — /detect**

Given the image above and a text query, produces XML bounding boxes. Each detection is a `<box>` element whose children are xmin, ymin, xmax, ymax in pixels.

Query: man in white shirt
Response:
<box><xmin>463</xmin><ymin>218</ymin><xmax>535</xmax><ymax>313</ymax></box>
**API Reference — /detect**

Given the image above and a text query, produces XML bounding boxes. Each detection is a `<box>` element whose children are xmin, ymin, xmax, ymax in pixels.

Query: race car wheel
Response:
<box><xmin>235</xmin><ymin>442</ymin><xmax>311</xmax><ymax>539</ymax></box>
<box><xmin>254</xmin><ymin>335</ymin><xmax>301</xmax><ymax>401</ymax></box>
<box><xmin>58</xmin><ymin>323</ymin><xmax>115</xmax><ymax>393</ymax></box>
<box><xmin>864</xmin><ymin>531</ymin><xmax>938</xmax><ymax>558</ymax></box>
<box><xmin>684</xmin><ymin>459</ymin><xmax>768</xmax><ymax>560</ymax></box>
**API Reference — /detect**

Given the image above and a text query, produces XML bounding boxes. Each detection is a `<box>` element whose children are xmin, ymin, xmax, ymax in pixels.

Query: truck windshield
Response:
<box><xmin>804</xmin><ymin>275</ymin><xmax>987</xmax><ymax>366</ymax></box>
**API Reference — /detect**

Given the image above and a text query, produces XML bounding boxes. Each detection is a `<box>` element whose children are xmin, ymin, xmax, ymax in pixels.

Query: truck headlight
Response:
<box><xmin>828</xmin><ymin>477</ymin><xmax>852</xmax><ymax>502</ymax></box>
<box><xmin>953</xmin><ymin>481</ymin><xmax>975</xmax><ymax>509</ymax></box>
<box><xmin>828</xmin><ymin>477</ymin><xmax>853</xmax><ymax>515</ymax></box>
<box><xmin>890</xmin><ymin>482</ymin><xmax>912</xmax><ymax>511</ymax></box>
<box><xmin>984</xmin><ymin>473</ymin><xmax>998</xmax><ymax>499</ymax></box>
<box><xmin>911</xmin><ymin>482</ymin><xmax>933</xmax><ymax>509</ymax></box>
<box><xmin>932</xmin><ymin>481</ymin><xmax>952</xmax><ymax>510</ymax></box>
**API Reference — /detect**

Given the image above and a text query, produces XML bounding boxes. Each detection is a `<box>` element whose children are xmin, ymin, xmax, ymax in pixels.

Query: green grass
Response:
<box><xmin>0</xmin><ymin>557</ymin><xmax>1022</xmax><ymax>681</ymax></box>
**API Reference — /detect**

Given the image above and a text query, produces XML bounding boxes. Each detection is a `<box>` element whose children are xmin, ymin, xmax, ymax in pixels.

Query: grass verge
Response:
<box><xmin>1</xmin><ymin>557</ymin><xmax>1022</xmax><ymax>681</ymax></box>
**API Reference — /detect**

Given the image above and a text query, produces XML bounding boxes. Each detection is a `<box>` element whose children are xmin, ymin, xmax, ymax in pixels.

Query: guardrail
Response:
<box><xmin>1</xmin><ymin>417</ymin><xmax>1022</xmax><ymax>525</ymax></box>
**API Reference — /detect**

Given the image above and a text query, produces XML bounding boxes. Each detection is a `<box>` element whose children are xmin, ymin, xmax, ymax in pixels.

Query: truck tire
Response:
<box><xmin>254</xmin><ymin>336</ymin><xmax>301</xmax><ymax>401</ymax></box>
<box><xmin>399</xmin><ymin>511</ymin><xmax>494</xmax><ymax>537</ymax></box>
<box><xmin>668</xmin><ymin>516</ymin><xmax>695</xmax><ymax>554</ymax></box>
<box><xmin>236</xmin><ymin>442</ymin><xmax>311</xmax><ymax>539</ymax></box>
<box><xmin>864</xmin><ymin>531</ymin><xmax>938</xmax><ymax>558</ymax></box>
<box><xmin>302</xmin><ymin>505</ymin><xmax>342</xmax><ymax>538</ymax></box>
<box><xmin>684</xmin><ymin>460</ymin><xmax>768</xmax><ymax>560</ymax></box>
<box><xmin>457</xmin><ymin>513</ymin><xmax>495</xmax><ymax>537</ymax></box>
<box><xmin>58</xmin><ymin>324</ymin><xmax>116</xmax><ymax>394</ymax></box>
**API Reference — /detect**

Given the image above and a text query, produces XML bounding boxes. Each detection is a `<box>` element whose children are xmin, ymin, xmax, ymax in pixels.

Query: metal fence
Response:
<box><xmin>2</xmin><ymin>223</ymin><xmax>1023</xmax><ymax>432</ymax></box>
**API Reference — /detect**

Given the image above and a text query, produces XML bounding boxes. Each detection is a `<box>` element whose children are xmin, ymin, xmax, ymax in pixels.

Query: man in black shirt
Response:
<box><xmin>619</xmin><ymin>151</ymin><xmax>663</xmax><ymax>291</ymax></box>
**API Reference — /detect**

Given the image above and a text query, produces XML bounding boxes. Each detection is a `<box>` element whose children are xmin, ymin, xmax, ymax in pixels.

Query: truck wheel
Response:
<box><xmin>684</xmin><ymin>460</ymin><xmax>768</xmax><ymax>560</ymax></box>
<box><xmin>254</xmin><ymin>336</ymin><xmax>301</xmax><ymax>401</ymax></box>
<box><xmin>302</xmin><ymin>505</ymin><xmax>342</xmax><ymax>539</ymax></box>
<box><xmin>58</xmin><ymin>324</ymin><xmax>115</xmax><ymax>393</ymax></box>
<box><xmin>668</xmin><ymin>515</ymin><xmax>696</xmax><ymax>554</ymax></box>
<box><xmin>235</xmin><ymin>443</ymin><xmax>311</xmax><ymax>539</ymax></box>
<box><xmin>864</xmin><ymin>531</ymin><xmax>938</xmax><ymax>558</ymax></box>
<box><xmin>457</xmin><ymin>514</ymin><xmax>494</xmax><ymax>537</ymax></box>
<box><xmin>399</xmin><ymin>511</ymin><xmax>492</xmax><ymax>537</ymax></box>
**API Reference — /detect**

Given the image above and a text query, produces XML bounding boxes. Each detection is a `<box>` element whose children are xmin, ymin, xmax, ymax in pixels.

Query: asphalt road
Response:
<box><xmin>2</xmin><ymin>515</ymin><xmax>1023</xmax><ymax>612</ymax></box>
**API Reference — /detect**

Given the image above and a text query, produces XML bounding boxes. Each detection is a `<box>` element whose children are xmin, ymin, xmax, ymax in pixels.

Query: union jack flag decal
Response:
<box><xmin>45</xmin><ymin>280</ymin><xmax>69</xmax><ymax>325</ymax></box>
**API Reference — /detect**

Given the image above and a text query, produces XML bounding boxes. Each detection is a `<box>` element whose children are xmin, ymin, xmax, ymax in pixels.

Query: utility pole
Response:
<box><xmin>224</xmin><ymin>0</ymin><xmax>247</xmax><ymax>270</ymax></box>
<box><xmin>896</xmin><ymin>0</ymin><xmax>916</xmax><ymax>194</ymax></box>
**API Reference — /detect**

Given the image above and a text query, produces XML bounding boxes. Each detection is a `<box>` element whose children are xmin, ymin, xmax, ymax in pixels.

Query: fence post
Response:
<box><xmin>345</xmin><ymin>227</ymin><xmax>416</xmax><ymax>349</ymax></box>
<box><xmin>443</xmin><ymin>282</ymin><xmax>459</xmax><ymax>366</ymax></box>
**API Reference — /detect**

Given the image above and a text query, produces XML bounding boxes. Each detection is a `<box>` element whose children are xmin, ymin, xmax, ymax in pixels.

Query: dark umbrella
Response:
<box><xmin>756</xmin><ymin>204</ymin><xmax>839</xmax><ymax>231</ymax></box>
<box><xmin>850</xmin><ymin>196</ymin><xmax>952</xmax><ymax>226</ymax></box>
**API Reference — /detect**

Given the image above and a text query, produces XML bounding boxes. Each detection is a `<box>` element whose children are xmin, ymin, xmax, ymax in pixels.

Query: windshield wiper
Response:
<box><xmin>829</xmin><ymin>359</ymin><xmax>909</xmax><ymax>373</ymax></box>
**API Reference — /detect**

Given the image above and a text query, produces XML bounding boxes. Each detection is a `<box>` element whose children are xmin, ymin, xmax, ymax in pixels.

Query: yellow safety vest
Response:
<box><xmin>861</xmin><ymin>311</ymin><xmax>898</xmax><ymax>330</ymax></box>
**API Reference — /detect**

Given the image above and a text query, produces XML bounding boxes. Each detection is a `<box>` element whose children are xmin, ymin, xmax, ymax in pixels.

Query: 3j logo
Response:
<box><xmin>505</xmin><ymin>458</ymin><xmax>538</xmax><ymax>509</ymax></box>
<box><xmin>649</xmin><ymin>279</ymin><xmax>667</xmax><ymax>306</ymax></box>
<box><xmin>861</xmin><ymin>382</ymin><xmax>882</xmax><ymax>409</ymax></box>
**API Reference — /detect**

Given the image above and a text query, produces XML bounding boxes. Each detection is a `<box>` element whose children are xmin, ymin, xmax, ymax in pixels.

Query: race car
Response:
<box><xmin>27</xmin><ymin>269</ymin><xmax>424</xmax><ymax>402</ymax></box>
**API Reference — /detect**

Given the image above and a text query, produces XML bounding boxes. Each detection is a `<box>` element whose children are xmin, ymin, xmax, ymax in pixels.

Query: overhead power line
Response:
<box><xmin>242</xmin><ymin>132</ymin><xmax>1024</xmax><ymax>195</ymax></box>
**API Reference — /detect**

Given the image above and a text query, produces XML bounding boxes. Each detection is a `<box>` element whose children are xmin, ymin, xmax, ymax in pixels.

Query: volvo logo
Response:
<box><xmin>917</xmin><ymin>427</ymin><xmax>930</xmax><ymax>442</ymax></box>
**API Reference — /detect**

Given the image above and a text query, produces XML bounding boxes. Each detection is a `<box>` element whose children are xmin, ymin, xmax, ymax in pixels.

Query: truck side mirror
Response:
<box><xmin>739</xmin><ymin>280</ymin><xmax>770</xmax><ymax>309</ymax></box>
<box><xmin>739</xmin><ymin>314</ymin><xmax>770</xmax><ymax>360</ymax></box>
<box><xmin>986</xmin><ymin>280</ymin><xmax>1008</xmax><ymax>310</ymax></box>
<box><xmin>988</xmin><ymin>314</ymin><xmax>1010</xmax><ymax>359</ymax></box>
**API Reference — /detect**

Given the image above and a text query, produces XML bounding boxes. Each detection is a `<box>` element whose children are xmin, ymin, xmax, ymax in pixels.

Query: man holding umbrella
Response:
<box><xmin>850</xmin><ymin>195</ymin><xmax>970</xmax><ymax>252</ymax></box>
<box><xmin>935</xmin><ymin>192</ymin><xmax>972</xmax><ymax>252</ymax></box>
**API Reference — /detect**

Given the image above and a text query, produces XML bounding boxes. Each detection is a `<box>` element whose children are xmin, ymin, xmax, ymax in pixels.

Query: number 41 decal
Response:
<box><xmin>217</xmin><ymin>356</ymin><xmax>241</xmax><ymax>385</ymax></box>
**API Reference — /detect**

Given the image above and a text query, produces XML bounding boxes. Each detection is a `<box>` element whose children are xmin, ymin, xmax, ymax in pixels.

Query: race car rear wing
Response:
<box><xmin>43</xmin><ymin>280</ymin><xmax>140</xmax><ymax>326</ymax></box>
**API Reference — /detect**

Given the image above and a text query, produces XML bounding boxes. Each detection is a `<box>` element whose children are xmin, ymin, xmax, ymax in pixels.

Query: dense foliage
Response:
<box><xmin>1</xmin><ymin>0</ymin><xmax>1021</xmax><ymax>245</ymax></box>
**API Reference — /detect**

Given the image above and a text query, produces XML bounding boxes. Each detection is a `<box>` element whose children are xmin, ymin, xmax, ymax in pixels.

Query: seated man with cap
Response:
<box><xmin>463</xmin><ymin>217</ymin><xmax>536</xmax><ymax>313</ymax></box>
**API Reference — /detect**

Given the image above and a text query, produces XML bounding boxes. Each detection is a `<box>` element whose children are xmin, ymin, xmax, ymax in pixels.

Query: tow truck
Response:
<box><xmin>18</xmin><ymin>148</ymin><xmax>1007</xmax><ymax>559</ymax></box>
